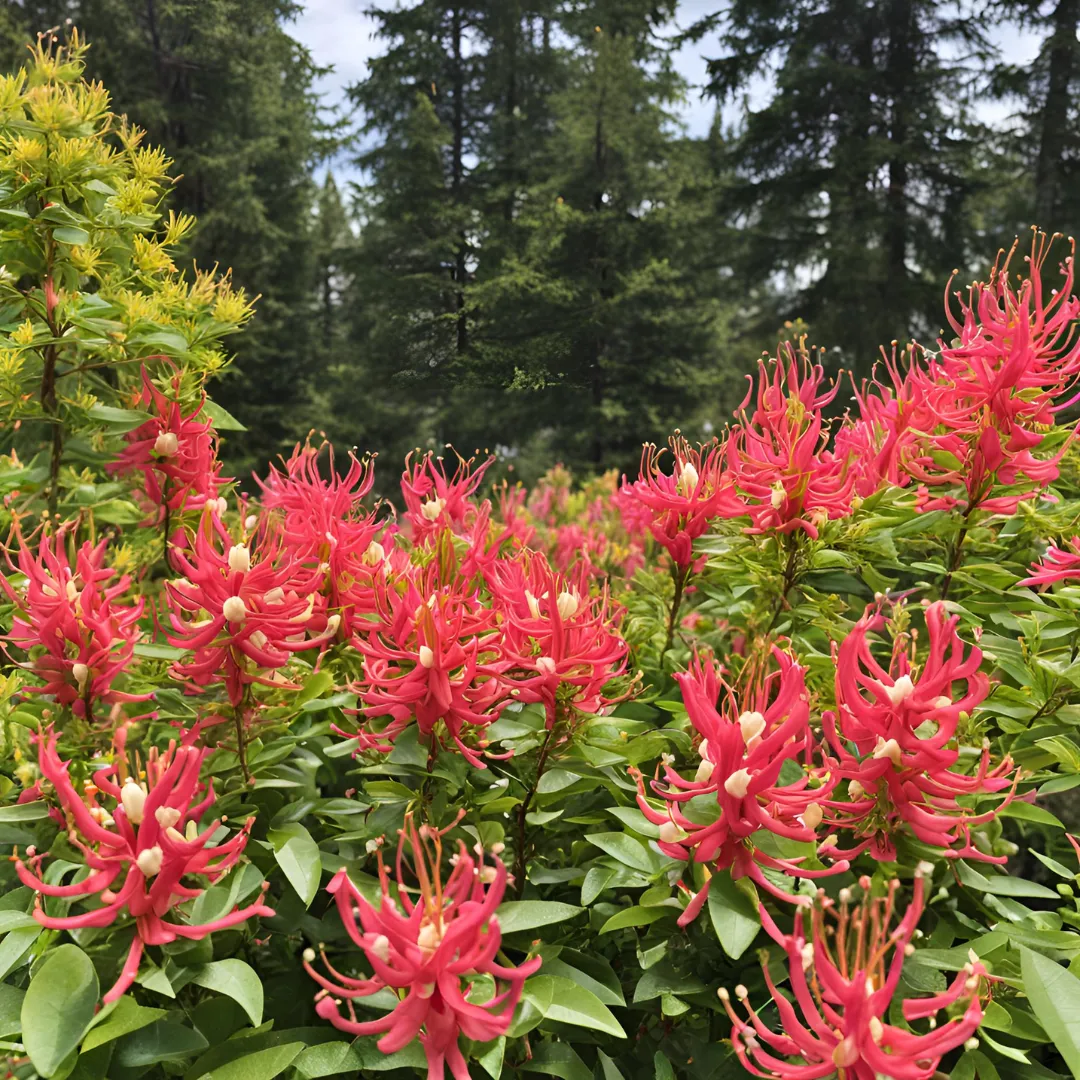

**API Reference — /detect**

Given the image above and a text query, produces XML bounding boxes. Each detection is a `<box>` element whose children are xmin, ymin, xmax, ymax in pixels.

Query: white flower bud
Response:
<box><xmin>303</xmin><ymin>948</ymin><xmax>316</xmax><ymax>963</ymax></box>
<box><xmin>694</xmin><ymin>758</ymin><xmax>715</xmax><ymax>784</ymax></box>
<box><xmin>155</xmin><ymin>806</ymin><xmax>181</xmax><ymax>829</ymax></box>
<box><xmin>848</xmin><ymin>780</ymin><xmax>865</xmax><ymax>800</ymax></box>
<box><xmin>800</xmin><ymin>941</ymin><xmax>814</xmax><ymax>971</ymax></box>
<box><xmin>121</xmin><ymin>779</ymin><xmax>147</xmax><ymax>824</ymax></box>
<box><xmin>136</xmin><ymin>845</ymin><xmax>163</xmax><ymax>877</ymax></box>
<box><xmin>418</xmin><ymin>645</ymin><xmax>435</xmax><ymax>669</ymax></box>
<box><xmin>738</xmin><ymin>710</ymin><xmax>766</xmax><ymax>745</ymax></box>
<box><xmin>264</xmin><ymin>586</ymin><xmax>285</xmax><ymax>605</ymax></box>
<box><xmin>677</xmin><ymin>460</ymin><xmax>699</xmax><ymax>496</ymax></box>
<box><xmin>873</xmin><ymin>736</ymin><xmax>902</xmax><ymax>766</ymax></box>
<box><xmin>154</xmin><ymin>431</ymin><xmax>179</xmax><ymax>457</ymax></box>
<box><xmin>222</xmin><ymin>595</ymin><xmax>247</xmax><ymax>623</ymax></box>
<box><xmin>536</xmin><ymin>655</ymin><xmax>557</xmax><ymax>675</ymax></box>
<box><xmin>885</xmin><ymin>674</ymin><xmax>915</xmax><ymax>705</ymax></box>
<box><xmin>244</xmin><ymin>514</ymin><xmax>258</xmax><ymax>531</ymax></box>
<box><xmin>186</xmin><ymin>819</ymin><xmax>199</xmax><ymax>841</ymax></box>
<box><xmin>556</xmin><ymin>590</ymin><xmax>579</xmax><ymax>620</ymax></box>
<box><xmin>525</xmin><ymin>590</ymin><xmax>542</xmax><ymax>620</ymax></box>
<box><xmin>803</xmin><ymin>802</ymin><xmax>823</xmax><ymax>830</ymax></box>
<box><xmin>228</xmin><ymin>544</ymin><xmax>251</xmax><ymax>574</ymax></box>
<box><xmin>72</xmin><ymin>662</ymin><xmax>89</xmax><ymax>688</ymax></box>
<box><xmin>724</xmin><ymin>768</ymin><xmax>752</xmax><ymax>799</ymax></box>
<box><xmin>420</xmin><ymin>497</ymin><xmax>445</xmax><ymax>521</ymax></box>
<box><xmin>869</xmin><ymin>1016</ymin><xmax>884</xmax><ymax>1044</ymax></box>
<box><xmin>369</xmin><ymin>934</ymin><xmax>391</xmax><ymax>963</ymax></box>
<box><xmin>658</xmin><ymin>821</ymin><xmax>685</xmax><ymax>844</ymax></box>
<box><xmin>363</xmin><ymin>540</ymin><xmax>386</xmax><ymax>566</ymax></box>
<box><xmin>214</xmin><ymin>497</ymin><xmax>228</xmax><ymax>516</ymax></box>
<box><xmin>770</xmin><ymin>481</ymin><xmax>786</xmax><ymax>509</ymax></box>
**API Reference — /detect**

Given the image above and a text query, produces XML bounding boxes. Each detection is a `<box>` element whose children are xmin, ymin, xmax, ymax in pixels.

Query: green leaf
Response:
<box><xmin>0</xmin><ymin>911</ymin><xmax>38</xmax><ymax>934</ymax></box>
<box><xmin>653</xmin><ymin>1052</ymin><xmax>676</xmax><ymax>1080</ymax></box>
<box><xmin>476</xmin><ymin>1036</ymin><xmax>505</xmax><ymax>1079</ymax></box>
<box><xmin>598</xmin><ymin>1050</ymin><xmax>626</xmax><ymax>1080</ymax></box>
<box><xmin>599</xmin><ymin>905</ymin><xmax>669</xmax><ymax>934</ymax></box>
<box><xmin>86</xmin><ymin>404</ymin><xmax>153</xmax><ymax>431</ymax></box>
<box><xmin>196</xmin><ymin>1041</ymin><xmax>304</xmax><ymax>1080</ymax></box>
<box><xmin>495</xmin><ymin>900</ymin><xmax>581</xmax><ymax>934</ymax></box>
<box><xmin>133</xmin><ymin>642</ymin><xmax>187</xmax><ymax>660</ymax></box>
<box><xmin>293</xmin><ymin>1041</ymin><xmax>363</xmax><ymax>1079</ymax></box>
<box><xmin>0</xmin><ymin>984</ymin><xmax>24</xmax><ymax>1038</ymax></box>
<box><xmin>997</xmin><ymin>801</ymin><xmax>1065</xmax><ymax>829</ymax></box>
<box><xmin>268</xmin><ymin>822</ymin><xmax>321</xmax><ymax>906</ymax></box>
<box><xmin>0</xmin><ymin>801</ymin><xmax>49</xmax><ymax>822</ymax></box>
<box><xmin>82</xmin><ymin>998</ymin><xmax>166</xmax><ymax>1052</ymax></box>
<box><xmin>21</xmin><ymin>944</ymin><xmax>99</xmax><ymax>1078</ymax></box>
<box><xmin>1021</xmin><ymin>946</ymin><xmax>1080</xmax><ymax>1076</ymax></box>
<box><xmin>586</xmin><ymin>832</ymin><xmax>662</xmax><ymax>874</ymax></box>
<box><xmin>0</xmin><ymin>924</ymin><xmax>41</xmax><ymax>979</ymax></box>
<box><xmin>956</xmin><ymin>861</ymin><xmax>1059</xmax><ymax>899</ymax></box>
<box><xmin>532</xmin><ymin>975</ymin><xmax>625</xmax><ymax>1037</ymax></box>
<box><xmin>519</xmin><ymin>1040</ymin><xmax>593</xmax><ymax>1080</ymax></box>
<box><xmin>114</xmin><ymin>1020</ymin><xmax>208</xmax><ymax>1067</ymax></box>
<box><xmin>202</xmin><ymin>399</ymin><xmax>247</xmax><ymax>431</ymax></box>
<box><xmin>708</xmin><ymin>871</ymin><xmax>761</xmax><ymax>959</ymax></box>
<box><xmin>190</xmin><ymin>960</ymin><xmax>263</xmax><ymax>1027</ymax></box>
<box><xmin>54</xmin><ymin>226</ymin><xmax>90</xmax><ymax>245</ymax></box>
<box><xmin>351</xmin><ymin>1036</ymin><xmax>428</xmax><ymax>1070</ymax></box>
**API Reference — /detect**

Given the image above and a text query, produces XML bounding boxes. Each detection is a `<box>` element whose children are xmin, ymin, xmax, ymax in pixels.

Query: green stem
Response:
<box><xmin>514</xmin><ymin>725</ymin><xmax>555</xmax><ymax>897</ymax></box>
<box><xmin>663</xmin><ymin>564</ymin><xmax>690</xmax><ymax>659</ymax></box>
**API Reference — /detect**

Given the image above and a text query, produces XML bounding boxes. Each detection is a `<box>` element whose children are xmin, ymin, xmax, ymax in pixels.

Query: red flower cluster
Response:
<box><xmin>108</xmin><ymin>366</ymin><xmax>226</xmax><ymax>519</ymax></box>
<box><xmin>2</xmin><ymin>529</ymin><xmax>150</xmax><ymax>721</ymax></box>
<box><xmin>720</xmin><ymin>867</ymin><xmax>987</xmax><ymax>1080</ymax></box>
<box><xmin>818</xmin><ymin>601</ymin><xmax>1021</xmax><ymax>862</ymax></box>
<box><xmin>14</xmin><ymin>728</ymin><xmax>273</xmax><ymax>1002</ymax></box>
<box><xmin>1021</xmin><ymin>536</ymin><xmax>1080</xmax><ymax>587</ymax></box>
<box><xmin>166</xmin><ymin>512</ymin><xmax>338</xmax><ymax>706</ymax></box>
<box><xmin>304</xmin><ymin>814</ymin><xmax>539</xmax><ymax>1080</ymax></box>
<box><xmin>633</xmin><ymin>648</ymin><xmax>847</xmax><ymax>917</ymax></box>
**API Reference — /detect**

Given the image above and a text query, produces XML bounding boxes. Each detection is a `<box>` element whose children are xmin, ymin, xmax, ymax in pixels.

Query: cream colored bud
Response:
<box><xmin>848</xmin><ymin>780</ymin><xmax>865</xmax><ymax>800</ymax></box>
<box><xmin>964</xmin><ymin>1038</ymin><xmax>979</xmax><ymax>1052</ymax></box>
<box><xmin>933</xmin><ymin>695</ymin><xmax>952</xmax><ymax>709</ymax></box>
<box><xmin>72</xmin><ymin>662</ymin><xmax>89</xmax><ymax>688</ymax></box>
<box><xmin>556</xmin><ymin>590</ymin><xmax>579</xmax><ymax>620</ymax></box>
<box><xmin>869</xmin><ymin>1016</ymin><xmax>884</xmax><ymax>1044</ymax></box>
<box><xmin>363</xmin><ymin>540</ymin><xmax>386</xmax><ymax>566</ymax></box>
<box><xmin>677</xmin><ymin>460</ymin><xmax>699</xmax><ymax>495</ymax></box>
<box><xmin>421</xmin><ymin>497</ymin><xmax>445</xmax><ymax>521</ymax></box>
<box><xmin>770</xmin><ymin>481</ymin><xmax>786</xmax><ymax>509</ymax></box>
<box><xmin>800</xmin><ymin>941</ymin><xmax>814</xmax><ymax>971</ymax></box>
<box><xmin>89</xmin><ymin>806</ymin><xmax>114</xmax><ymax>827</ymax></box>
<box><xmin>222</xmin><ymin>595</ymin><xmax>247</xmax><ymax>623</ymax></box>
<box><xmin>121</xmin><ymin>779</ymin><xmax>147</xmax><ymax>824</ymax></box>
<box><xmin>228</xmin><ymin>544</ymin><xmax>251</xmax><ymax>574</ymax></box>
<box><xmin>536</xmin><ymin>655</ymin><xmax>557</xmax><ymax>675</ymax></box>
<box><xmin>303</xmin><ymin>948</ymin><xmax>316</xmax><ymax>963</ymax></box>
<box><xmin>66</xmin><ymin>579</ymin><xmax>79</xmax><ymax>602</ymax></box>
<box><xmin>803</xmin><ymin>802</ymin><xmax>823</xmax><ymax>830</ymax></box>
<box><xmin>873</xmin><ymin>736</ymin><xmax>902</xmax><ymax>767</ymax></box>
<box><xmin>264</xmin><ymin>586</ymin><xmax>286</xmax><ymax>605</ymax></box>
<box><xmin>525</xmin><ymin>590</ymin><xmax>542</xmax><ymax>620</ymax></box>
<box><xmin>244</xmin><ymin>514</ymin><xmax>258</xmax><ymax>531</ymax></box>
<box><xmin>418</xmin><ymin>645</ymin><xmax>435</xmax><ymax>669</ymax></box>
<box><xmin>738</xmin><ymin>710</ymin><xmax>766</xmax><ymax>745</ymax></box>
<box><xmin>724</xmin><ymin>768</ymin><xmax>752</xmax><ymax>799</ymax></box>
<box><xmin>154</xmin><ymin>431</ymin><xmax>179</xmax><ymax>457</ymax></box>
<box><xmin>717</xmin><ymin>987</ymin><xmax>730</xmax><ymax>1002</ymax></box>
<box><xmin>249</xmin><ymin>629</ymin><xmax>268</xmax><ymax>650</ymax></box>
<box><xmin>136</xmin><ymin>845</ymin><xmax>163</xmax><ymax>877</ymax></box>
<box><xmin>694</xmin><ymin>758</ymin><xmax>715</xmax><ymax>784</ymax></box>
<box><xmin>734</xmin><ymin>984</ymin><xmax>748</xmax><ymax>1000</ymax></box>
<box><xmin>479</xmin><ymin>866</ymin><xmax>498</xmax><ymax>884</ymax></box>
<box><xmin>214</xmin><ymin>497</ymin><xmax>228</xmax><ymax>516</ymax></box>
<box><xmin>370</xmin><ymin>934</ymin><xmax>391</xmax><ymax>963</ymax></box>
<box><xmin>417</xmin><ymin>922</ymin><xmax>441</xmax><ymax>954</ymax></box>
<box><xmin>915</xmin><ymin>860</ymin><xmax>936</xmax><ymax>879</ymax></box>
<box><xmin>155</xmin><ymin>806</ymin><xmax>181</xmax><ymax>829</ymax></box>
<box><xmin>658</xmin><ymin>821</ymin><xmax>685</xmax><ymax>844</ymax></box>
<box><xmin>886</xmin><ymin>674</ymin><xmax>915</xmax><ymax>705</ymax></box>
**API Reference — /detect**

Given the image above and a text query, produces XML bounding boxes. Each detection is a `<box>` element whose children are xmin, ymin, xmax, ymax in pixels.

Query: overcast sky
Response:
<box><xmin>290</xmin><ymin>1</ymin><xmax>1041</xmax><ymax>181</ymax></box>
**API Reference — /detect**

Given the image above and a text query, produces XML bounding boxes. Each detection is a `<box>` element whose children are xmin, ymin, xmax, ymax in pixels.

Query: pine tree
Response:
<box><xmin>686</xmin><ymin>0</ymin><xmax>992</xmax><ymax>367</ymax></box>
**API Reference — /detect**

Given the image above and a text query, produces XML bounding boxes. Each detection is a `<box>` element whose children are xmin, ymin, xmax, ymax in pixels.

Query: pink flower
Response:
<box><xmin>726</xmin><ymin>350</ymin><xmax>855</xmax><ymax>538</ymax></box>
<box><xmin>623</xmin><ymin>436</ymin><xmax>739</xmax><ymax>568</ymax></box>
<box><xmin>488</xmin><ymin>553</ymin><xmax>628</xmax><ymax>728</ymax></box>
<box><xmin>349</xmin><ymin>564</ymin><xmax>509</xmax><ymax>767</ymax></box>
<box><xmin>719</xmin><ymin>868</ymin><xmax>987</xmax><ymax>1080</ymax></box>
<box><xmin>14</xmin><ymin>728</ymin><xmax>273</xmax><ymax>1003</ymax></box>
<box><xmin>819</xmin><ymin>601</ymin><xmax>1021</xmax><ymax>862</ymax></box>
<box><xmin>257</xmin><ymin>441</ymin><xmax>381</xmax><ymax>632</ymax></box>
<box><xmin>108</xmin><ymin>366</ymin><xmax>226</xmax><ymax>516</ymax></box>
<box><xmin>632</xmin><ymin>649</ymin><xmax>846</xmax><ymax>920</ymax></box>
<box><xmin>1020</xmin><ymin>536</ymin><xmax>1080</xmax><ymax>586</ymax></box>
<box><xmin>304</xmin><ymin>814</ymin><xmax>540</xmax><ymax>1080</ymax></box>
<box><xmin>2</xmin><ymin>529</ymin><xmax>150</xmax><ymax>721</ymax></box>
<box><xmin>166</xmin><ymin>512</ymin><xmax>337</xmax><ymax>706</ymax></box>
<box><xmin>401</xmin><ymin>451</ymin><xmax>494</xmax><ymax>544</ymax></box>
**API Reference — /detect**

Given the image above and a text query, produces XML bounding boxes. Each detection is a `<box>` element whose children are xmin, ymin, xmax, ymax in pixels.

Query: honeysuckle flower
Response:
<box><xmin>257</xmin><ymin>440</ymin><xmax>381</xmax><ymax>631</ymax></box>
<box><xmin>108</xmin><ymin>365</ymin><xmax>226</xmax><ymax>516</ymax></box>
<box><xmin>1020</xmin><ymin>536</ymin><xmax>1080</xmax><ymax>587</ymax></box>
<box><xmin>488</xmin><ymin>552</ymin><xmax>628</xmax><ymax>728</ymax></box>
<box><xmin>166</xmin><ymin>512</ymin><xmax>338</xmax><ymax>705</ymax></box>
<box><xmin>2</xmin><ymin>529</ymin><xmax>150</xmax><ymax>721</ymax></box>
<box><xmin>348</xmin><ymin>563</ymin><xmax>509</xmax><ymax>767</ymax></box>
<box><xmin>13</xmin><ymin>728</ymin><xmax>273</xmax><ymax>1003</ymax></box>
<box><xmin>819</xmin><ymin>601</ymin><xmax>1021</xmax><ymax>862</ymax></box>
<box><xmin>633</xmin><ymin>649</ymin><xmax>846</xmax><ymax>920</ymax></box>
<box><xmin>719</xmin><ymin>868</ymin><xmax>987</xmax><ymax>1080</ymax></box>
<box><xmin>401</xmin><ymin>451</ymin><xmax>494</xmax><ymax>544</ymax></box>
<box><xmin>304</xmin><ymin>814</ymin><xmax>540</xmax><ymax>1080</ymax></box>
<box><xmin>623</xmin><ymin>436</ymin><xmax>740</xmax><ymax>568</ymax></box>
<box><xmin>726</xmin><ymin>349</ymin><xmax>856</xmax><ymax>539</ymax></box>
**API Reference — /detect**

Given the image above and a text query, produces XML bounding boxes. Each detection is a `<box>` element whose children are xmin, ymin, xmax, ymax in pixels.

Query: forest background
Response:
<box><xmin>0</xmin><ymin>0</ymin><xmax>1074</xmax><ymax>490</ymax></box>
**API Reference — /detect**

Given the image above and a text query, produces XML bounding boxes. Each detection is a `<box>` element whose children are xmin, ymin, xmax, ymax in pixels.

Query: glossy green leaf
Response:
<box><xmin>599</xmin><ymin>905</ymin><xmax>668</xmax><ymax>934</ymax></box>
<box><xmin>268</xmin><ymin>822</ymin><xmax>321</xmax><ymax>906</ymax></box>
<box><xmin>519</xmin><ymin>1040</ymin><xmax>593</xmax><ymax>1080</ymax></box>
<box><xmin>21</xmin><ymin>944</ymin><xmax>99</xmax><ymax>1078</ymax></box>
<box><xmin>293</xmin><ymin>1041</ymin><xmax>363</xmax><ymax>1079</ymax></box>
<box><xmin>708</xmin><ymin>871</ymin><xmax>761</xmax><ymax>959</ymax></box>
<box><xmin>0</xmin><ymin>801</ymin><xmax>49</xmax><ymax>822</ymax></box>
<box><xmin>197</xmin><ymin>1041</ymin><xmax>304</xmax><ymax>1080</ymax></box>
<box><xmin>495</xmin><ymin>900</ymin><xmax>581</xmax><ymax>934</ymax></box>
<box><xmin>533</xmin><ymin>975</ymin><xmax>625</xmax><ymax>1037</ymax></box>
<box><xmin>82</xmin><ymin>998</ymin><xmax>166</xmax><ymax>1052</ymax></box>
<box><xmin>191</xmin><ymin>960</ymin><xmax>264</xmax><ymax>1027</ymax></box>
<box><xmin>114</xmin><ymin>1020</ymin><xmax>208</xmax><ymax>1067</ymax></box>
<box><xmin>1021</xmin><ymin>946</ymin><xmax>1080</xmax><ymax>1076</ymax></box>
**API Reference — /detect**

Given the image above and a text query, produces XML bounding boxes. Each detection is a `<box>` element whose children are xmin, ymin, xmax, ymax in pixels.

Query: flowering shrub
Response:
<box><xmin>3</xmin><ymin>34</ymin><xmax>1080</xmax><ymax>1080</ymax></box>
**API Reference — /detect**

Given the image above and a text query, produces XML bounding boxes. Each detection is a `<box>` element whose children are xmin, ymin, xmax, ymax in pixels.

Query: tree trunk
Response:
<box><xmin>450</xmin><ymin>5</ymin><xmax>468</xmax><ymax>354</ymax></box>
<box><xmin>1035</xmin><ymin>0</ymin><xmax>1080</xmax><ymax>229</ymax></box>
<box><xmin>884</xmin><ymin>0</ymin><xmax>915</xmax><ymax>311</ymax></box>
